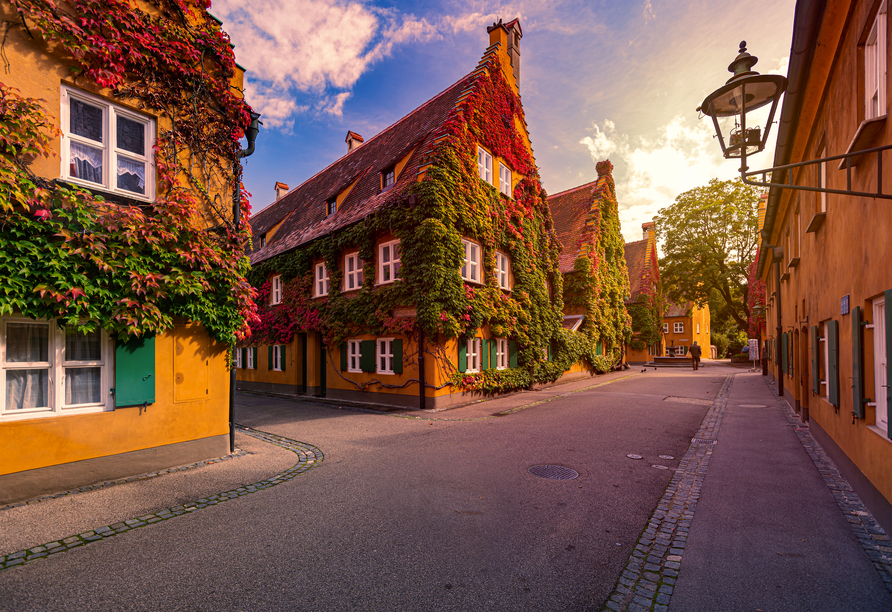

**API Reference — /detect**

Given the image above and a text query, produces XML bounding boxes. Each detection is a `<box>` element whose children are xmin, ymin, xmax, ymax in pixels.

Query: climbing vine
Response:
<box><xmin>746</xmin><ymin>254</ymin><xmax>766</xmax><ymax>337</ymax></box>
<box><xmin>0</xmin><ymin>1</ymin><xmax>256</xmax><ymax>343</ymax></box>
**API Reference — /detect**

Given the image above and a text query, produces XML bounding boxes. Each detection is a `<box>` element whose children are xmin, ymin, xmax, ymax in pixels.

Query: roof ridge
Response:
<box><xmin>546</xmin><ymin>180</ymin><xmax>599</xmax><ymax>199</ymax></box>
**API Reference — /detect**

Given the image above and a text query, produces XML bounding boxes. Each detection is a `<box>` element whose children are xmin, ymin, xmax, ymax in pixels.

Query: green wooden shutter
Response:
<box><xmin>268</xmin><ymin>345</ymin><xmax>273</xmax><ymax>370</ymax></box>
<box><xmin>509</xmin><ymin>339</ymin><xmax>518</xmax><ymax>368</ymax></box>
<box><xmin>828</xmin><ymin>320</ymin><xmax>839</xmax><ymax>407</ymax></box>
<box><xmin>853</xmin><ymin>306</ymin><xmax>864</xmax><ymax>418</ymax></box>
<box><xmin>393</xmin><ymin>339</ymin><xmax>403</xmax><ymax>374</ymax></box>
<box><xmin>811</xmin><ymin>326</ymin><xmax>819</xmax><ymax>394</ymax></box>
<box><xmin>252</xmin><ymin>347</ymin><xmax>257</xmax><ymax>370</ymax></box>
<box><xmin>482</xmin><ymin>338</ymin><xmax>489</xmax><ymax>369</ymax></box>
<box><xmin>361</xmin><ymin>340</ymin><xmax>376</xmax><ymax>373</ymax></box>
<box><xmin>458</xmin><ymin>340</ymin><xmax>467</xmax><ymax>373</ymax></box>
<box><xmin>340</xmin><ymin>342</ymin><xmax>347</xmax><ymax>371</ymax></box>
<box><xmin>281</xmin><ymin>345</ymin><xmax>286</xmax><ymax>371</ymax></box>
<box><xmin>490</xmin><ymin>340</ymin><xmax>497</xmax><ymax>369</ymax></box>
<box><xmin>596</xmin><ymin>340</ymin><xmax>603</xmax><ymax>356</ymax></box>
<box><xmin>115</xmin><ymin>335</ymin><xmax>155</xmax><ymax>407</ymax></box>
<box><xmin>781</xmin><ymin>333</ymin><xmax>788</xmax><ymax>376</ymax></box>
<box><xmin>885</xmin><ymin>289</ymin><xmax>892</xmax><ymax>439</ymax></box>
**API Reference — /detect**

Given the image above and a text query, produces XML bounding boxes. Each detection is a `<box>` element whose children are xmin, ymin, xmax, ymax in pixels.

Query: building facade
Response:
<box><xmin>662</xmin><ymin>302</ymin><xmax>711</xmax><ymax>357</ymax></box>
<box><xmin>758</xmin><ymin>0</ymin><xmax>892</xmax><ymax>533</ymax></box>
<box><xmin>0</xmin><ymin>1</ymin><xmax>250</xmax><ymax>503</ymax></box>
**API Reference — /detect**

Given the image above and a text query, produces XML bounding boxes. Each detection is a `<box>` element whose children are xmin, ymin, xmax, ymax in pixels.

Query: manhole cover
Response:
<box><xmin>652</xmin><ymin>464</ymin><xmax>669</xmax><ymax>470</ymax></box>
<box><xmin>739</xmin><ymin>404</ymin><xmax>766</xmax><ymax>408</ymax></box>
<box><xmin>658</xmin><ymin>455</ymin><xmax>674</xmax><ymax>460</ymax></box>
<box><xmin>626</xmin><ymin>454</ymin><xmax>643</xmax><ymax>460</ymax></box>
<box><xmin>691</xmin><ymin>438</ymin><xmax>717</xmax><ymax>444</ymax></box>
<box><xmin>528</xmin><ymin>465</ymin><xmax>579</xmax><ymax>480</ymax></box>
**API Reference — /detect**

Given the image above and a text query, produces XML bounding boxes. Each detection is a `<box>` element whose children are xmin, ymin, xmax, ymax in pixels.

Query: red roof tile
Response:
<box><xmin>664</xmin><ymin>301</ymin><xmax>692</xmax><ymax>318</ymax></box>
<box><xmin>624</xmin><ymin>239</ymin><xmax>648</xmax><ymax>300</ymax></box>
<box><xmin>547</xmin><ymin>180</ymin><xmax>599</xmax><ymax>274</ymax></box>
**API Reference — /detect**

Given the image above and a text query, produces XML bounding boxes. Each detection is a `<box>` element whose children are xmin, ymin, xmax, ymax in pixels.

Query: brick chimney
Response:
<box><xmin>345</xmin><ymin>131</ymin><xmax>364</xmax><ymax>153</ymax></box>
<box><xmin>275</xmin><ymin>181</ymin><xmax>289</xmax><ymax>200</ymax></box>
<box><xmin>486</xmin><ymin>18</ymin><xmax>522</xmax><ymax>92</ymax></box>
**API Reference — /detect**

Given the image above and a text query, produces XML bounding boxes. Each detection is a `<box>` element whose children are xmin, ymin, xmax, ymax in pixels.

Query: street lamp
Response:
<box><xmin>697</xmin><ymin>41</ymin><xmax>787</xmax><ymax>173</ymax></box>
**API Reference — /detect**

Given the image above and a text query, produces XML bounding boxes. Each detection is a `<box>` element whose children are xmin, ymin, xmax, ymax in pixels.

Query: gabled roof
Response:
<box><xmin>623</xmin><ymin>238</ymin><xmax>649</xmax><ymax>300</ymax></box>
<box><xmin>664</xmin><ymin>301</ymin><xmax>692</xmax><ymax>318</ymax></box>
<box><xmin>248</xmin><ymin>70</ymin><xmax>479</xmax><ymax>265</ymax></box>
<box><xmin>547</xmin><ymin>179</ymin><xmax>600</xmax><ymax>274</ymax></box>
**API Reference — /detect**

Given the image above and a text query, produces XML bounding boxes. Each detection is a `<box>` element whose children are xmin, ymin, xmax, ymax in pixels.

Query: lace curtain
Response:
<box><xmin>5</xmin><ymin>323</ymin><xmax>49</xmax><ymax>410</ymax></box>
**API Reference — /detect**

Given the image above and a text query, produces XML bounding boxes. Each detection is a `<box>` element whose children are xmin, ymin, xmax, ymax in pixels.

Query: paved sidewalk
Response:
<box><xmin>601</xmin><ymin>371</ymin><xmax>892</xmax><ymax>612</ymax></box>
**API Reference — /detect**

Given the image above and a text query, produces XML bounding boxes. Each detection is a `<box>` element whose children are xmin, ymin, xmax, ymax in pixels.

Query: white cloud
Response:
<box><xmin>642</xmin><ymin>0</ymin><xmax>655</xmax><ymax>24</ymax></box>
<box><xmin>580</xmin><ymin>116</ymin><xmax>744</xmax><ymax>242</ymax></box>
<box><xmin>316</xmin><ymin>92</ymin><xmax>352</xmax><ymax>116</ymax></box>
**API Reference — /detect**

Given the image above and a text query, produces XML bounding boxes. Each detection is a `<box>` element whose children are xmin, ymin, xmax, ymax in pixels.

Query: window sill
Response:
<box><xmin>867</xmin><ymin>424</ymin><xmax>892</xmax><ymax>443</ymax></box>
<box><xmin>55</xmin><ymin>178</ymin><xmax>153</xmax><ymax>205</ymax></box>
<box><xmin>838</xmin><ymin>115</ymin><xmax>886</xmax><ymax>170</ymax></box>
<box><xmin>377</xmin><ymin>371</ymin><xmax>395</xmax><ymax>376</ymax></box>
<box><xmin>806</xmin><ymin>212</ymin><xmax>826</xmax><ymax>233</ymax></box>
<box><xmin>347</xmin><ymin>369</ymin><xmax>363</xmax><ymax>374</ymax></box>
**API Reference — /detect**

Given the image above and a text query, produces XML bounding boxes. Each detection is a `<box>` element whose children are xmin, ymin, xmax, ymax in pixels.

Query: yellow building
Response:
<box><xmin>0</xmin><ymin>2</ymin><xmax>250</xmax><ymax>504</ymax></box>
<box><xmin>623</xmin><ymin>222</ymin><xmax>664</xmax><ymax>364</ymax></box>
<box><xmin>662</xmin><ymin>302</ymin><xmax>711</xmax><ymax>358</ymax></box>
<box><xmin>758</xmin><ymin>0</ymin><xmax>892</xmax><ymax>533</ymax></box>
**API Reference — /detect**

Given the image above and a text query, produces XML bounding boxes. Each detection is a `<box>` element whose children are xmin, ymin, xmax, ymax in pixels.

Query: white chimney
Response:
<box><xmin>345</xmin><ymin>131</ymin><xmax>364</xmax><ymax>153</ymax></box>
<box><xmin>275</xmin><ymin>182</ymin><xmax>289</xmax><ymax>200</ymax></box>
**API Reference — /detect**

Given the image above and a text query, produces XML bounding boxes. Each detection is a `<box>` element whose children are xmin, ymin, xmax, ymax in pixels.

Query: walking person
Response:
<box><xmin>689</xmin><ymin>341</ymin><xmax>702</xmax><ymax>371</ymax></box>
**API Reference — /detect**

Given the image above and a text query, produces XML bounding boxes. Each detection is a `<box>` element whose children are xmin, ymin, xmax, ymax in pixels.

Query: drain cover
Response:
<box><xmin>651</xmin><ymin>464</ymin><xmax>669</xmax><ymax>470</ymax></box>
<box><xmin>691</xmin><ymin>438</ymin><xmax>717</xmax><ymax>444</ymax></box>
<box><xmin>528</xmin><ymin>465</ymin><xmax>579</xmax><ymax>480</ymax></box>
<box><xmin>739</xmin><ymin>404</ymin><xmax>766</xmax><ymax>408</ymax></box>
<box><xmin>658</xmin><ymin>455</ymin><xmax>674</xmax><ymax>460</ymax></box>
<box><xmin>626</xmin><ymin>454</ymin><xmax>643</xmax><ymax>460</ymax></box>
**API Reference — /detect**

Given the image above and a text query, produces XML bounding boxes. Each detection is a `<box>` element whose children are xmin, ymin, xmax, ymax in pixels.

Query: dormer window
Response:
<box><xmin>325</xmin><ymin>199</ymin><xmax>337</xmax><ymax>218</ymax></box>
<box><xmin>477</xmin><ymin>146</ymin><xmax>493</xmax><ymax>184</ymax></box>
<box><xmin>259</xmin><ymin>234</ymin><xmax>266</xmax><ymax>248</ymax></box>
<box><xmin>382</xmin><ymin>166</ymin><xmax>395</xmax><ymax>191</ymax></box>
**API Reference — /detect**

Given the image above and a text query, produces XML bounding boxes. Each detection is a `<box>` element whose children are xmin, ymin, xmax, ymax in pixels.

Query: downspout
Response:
<box><xmin>418</xmin><ymin>329</ymin><xmax>426</xmax><ymax>410</ymax></box>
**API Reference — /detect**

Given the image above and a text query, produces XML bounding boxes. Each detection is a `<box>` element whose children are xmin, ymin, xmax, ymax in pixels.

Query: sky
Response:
<box><xmin>212</xmin><ymin>0</ymin><xmax>797</xmax><ymax>243</ymax></box>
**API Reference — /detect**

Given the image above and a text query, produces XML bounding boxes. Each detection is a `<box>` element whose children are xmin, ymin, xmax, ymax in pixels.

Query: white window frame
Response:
<box><xmin>477</xmin><ymin>146</ymin><xmax>493</xmax><ymax>184</ymax></box>
<box><xmin>344</xmin><ymin>253</ymin><xmax>364</xmax><ymax>291</ymax></box>
<box><xmin>272</xmin><ymin>345</ymin><xmax>285</xmax><ymax>371</ymax></box>
<box><xmin>247</xmin><ymin>347</ymin><xmax>255</xmax><ymax>370</ymax></box>
<box><xmin>377</xmin><ymin>338</ymin><xmax>395</xmax><ymax>374</ymax></box>
<box><xmin>1</xmin><ymin>318</ymin><xmax>112</xmax><ymax>420</ymax></box>
<box><xmin>873</xmin><ymin>296</ymin><xmax>887</xmax><ymax>432</ymax></box>
<box><xmin>866</xmin><ymin>1</ymin><xmax>887</xmax><ymax>121</ymax></box>
<box><xmin>378</xmin><ymin>240</ymin><xmax>401</xmax><ymax>285</ymax></box>
<box><xmin>496</xmin><ymin>252</ymin><xmax>511</xmax><ymax>290</ymax></box>
<box><xmin>466</xmin><ymin>338</ymin><xmax>482</xmax><ymax>373</ymax></box>
<box><xmin>60</xmin><ymin>85</ymin><xmax>155</xmax><ymax>201</ymax></box>
<box><xmin>674</xmin><ymin>322</ymin><xmax>684</xmax><ymax>334</ymax></box>
<box><xmin>326</xmin><ymin>199</ymin><xmax>337</xmax><ymax>217</ymax></box>
<box><xmin>461</xmin><ymin>239</ymin><xmax>481</xmax><ymax>283</ymax></box>
<box><xmin>663</xmin><ymin>323</ymin><xmax>669</xmax><ymax>334</ymax></box>
<box><xmin>498</xmin><ymin>162</ymin><xmax>511</xmax><ymax>195</ymax></box>
<box><xmin>382</xmin><ymin>167</ymin><xmax>395</xmax><ymax>191</ymax></box>
<box><xmin>348</xmin><ymin>339</ymin><xmax>362</xmax><ymax>373</ymax></box>
<box><xmin>314</xmin><ymin>263</ymin><xmax>330</xmax><ymax>297</ymax></box>
<box><xmin>496</xmin><ymin>338</ymin><xmax>508</xmax><ymax>370</ymax></box>
<box><xmin>820</xmin><ymin>325</ymin><xmax>829</xmax><ymax>399</ymax></box>
<box><xmin>235</xmin><ymin>348</ymin><xmax>243</xmax><ymax>369</ymax></box>
<box><xmin>271</xmin><ymin>275</ymin><xmax>283</xmax><ymax>305</ymax></box>
<box><xmin>697</xmin><ymin>322</ymin><xmax>701</xmax><ymax>334</ymax></box>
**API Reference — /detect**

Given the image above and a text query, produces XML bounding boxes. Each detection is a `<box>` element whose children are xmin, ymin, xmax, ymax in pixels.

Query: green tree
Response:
<box><xmin>655</xmin><ymin>179</ymin><xmax>761</xmax><ymax>334</ymax></box>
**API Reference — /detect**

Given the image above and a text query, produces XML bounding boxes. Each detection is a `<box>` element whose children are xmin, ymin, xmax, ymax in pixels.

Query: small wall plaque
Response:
<box><xmin>841</xmin><ymin>295</ymin><xmax>850</xmax><ymax>316</ymax></box>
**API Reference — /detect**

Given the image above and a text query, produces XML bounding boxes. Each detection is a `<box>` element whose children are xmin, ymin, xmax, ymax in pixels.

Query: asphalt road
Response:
<box><xmin>0</xmin><ymin>370</ymin><xmax>725</xmax><ymax>611</ymax></box>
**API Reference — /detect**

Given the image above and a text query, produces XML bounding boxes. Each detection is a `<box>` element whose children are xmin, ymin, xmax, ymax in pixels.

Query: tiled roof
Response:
<box><xmin>248</xmin><ymin>71</ymin><xmax>479</xmax><ymax>265</ymax></box>
<box><xmin>547</xmin><ymin>180</ymin><xmax>600</xmax><ymax>273</ymax></box>
<box><xmin>664</xmin><ymin>301</ymin><xmax>692</xmax><ymax>318</ymax></box>
<box><xmin>624</xmin><ymin>238</ymin><xmax>648</xmax><ymax>301</ymax></box>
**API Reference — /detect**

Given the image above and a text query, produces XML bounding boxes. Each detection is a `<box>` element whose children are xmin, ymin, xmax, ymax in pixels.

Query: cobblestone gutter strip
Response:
<box><xmin>0</xmin><ymin>426</ymin><xmax>322</xmax><ymax>573</ymax></box>
<box><xmin>766</xmin><ymin>380</ymin><xmax>892</xmax><ymax>594</ymax></box>
<box><xmin>601</xmin><ymin>374</ymin><xmax>734</xmax><ymax>612</ymax></box>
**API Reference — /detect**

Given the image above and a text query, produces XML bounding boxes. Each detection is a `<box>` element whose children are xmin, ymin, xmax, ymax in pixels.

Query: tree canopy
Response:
<box><xmin>655</xmin><ymin>178</ymin><xmax>761</xmax><ymax>334</ymax></box>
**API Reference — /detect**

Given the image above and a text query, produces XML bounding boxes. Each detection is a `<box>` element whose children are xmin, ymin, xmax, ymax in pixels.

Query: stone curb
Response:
<box><xmin>601</xmin><ymin>373</ymin><xmax>735</xmax><ymax>612</ymax></box>
<box><xmin>0</xmin><ymin>425</ymin><xmax>322</xmax><ymax>573</ymax></box>
<box><xmin>767</xmin><ymin>379</ymin><xmax>892</xmax><ymax>594</ymax></box>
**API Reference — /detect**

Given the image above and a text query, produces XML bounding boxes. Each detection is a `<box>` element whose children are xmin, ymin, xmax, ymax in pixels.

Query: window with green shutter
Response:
<box><xmin>115</xmin><ymin>335</ymin><xmax>155</xmax><ymax>407</ymax></box>
<box><xmin>482</xmin><ymin>338</ymin><xmax>489</xmax><ymax>369</ymax></box>
<box><xmin>392</xmin><ymin>339</ymin><xmax>403</xmax><ymax>374</ymax></box>
<box><xmin>508</xmin><ymin>339</ymin><xmax>518</xmax><ymax>368</ymax></box>
<box><xmin>458</xmin><ymin>340</ymin><xmax>468</xmax><ymax>373</ymax></box>
<box><xmin>781</xmin><ymin>333</ymin><xmax>788</xmax><ymax>375</ymax></box>
<box><xmin>828</xmin><ymin>320</ymin><xmax>839</xmax><ymax>407</ymax></box>
<box><xmin>360</xmin><ymin>340</ymin><xmax>376</xmax><ymax>373</ymax></box>
<box><xmin>853</xmin><ymin>307</ymin><xmax>864</xmax><ymax>418</ymax></box>
<box><xmin>811</xmin><ymin>326</ymin><xmax>819</xmax><ymax>394</ymax></box>
<box><xmin>340</xmin><ymin>342</ymin><xmax>347</xmax><ymax>371</ymax></box>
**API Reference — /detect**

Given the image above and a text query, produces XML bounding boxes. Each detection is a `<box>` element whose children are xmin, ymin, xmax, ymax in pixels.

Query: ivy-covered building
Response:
<box><xmin>0</xmin><ymin>1</ymin><xmax>253</xmax><ymax>503</ymax></box>
<box><xmin>239</xmin><ymin>20</ymin><xmax>630</xmax><ymax>409</ymax></box>
<box><xmin>623</xmin><ymin>222</ymin><xmax>664</xmax><ymax>363</ymax></box>
<box><xmin>546</xmin><ymin>167</ymin><xmax>633</xmax><ymax>371</ymax></box>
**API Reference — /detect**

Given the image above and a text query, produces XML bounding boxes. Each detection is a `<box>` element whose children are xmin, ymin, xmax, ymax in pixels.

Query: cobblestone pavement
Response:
<box><xmin>600</xmin><ymin>374</ymin><xmax>734</xmax><ymax>612</ymax></box>
<box><xmin>0</xmin><ymin>426</ymin><xmax>322</xmax><ymax>573</ymax></box>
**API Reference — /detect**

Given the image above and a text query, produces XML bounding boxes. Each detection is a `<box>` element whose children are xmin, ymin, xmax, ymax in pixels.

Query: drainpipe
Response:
<box><xmin>418</xmin><ymin>329</ymin><xmax>426</xmax><ymax>410</ymax></box>
<box><xmin>230</xmin><ymin>111</ymin><xmax>262</xmax><ymax>453</ymax></box>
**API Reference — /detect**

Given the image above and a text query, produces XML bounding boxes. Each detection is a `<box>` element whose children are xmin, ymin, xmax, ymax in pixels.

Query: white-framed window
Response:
<box><xmin>498</xmin><ymin>162</ymin><xmax>511</xmax><ymax>195</ymax></box>
<box><xmin>60</xmin><ymin>85</ymin><xmax>154</xmax><ymax>200</ymax></box>
<box><xmin>461</xmin><ymin>239</ymin><xmax>481</xmax><ymax>283</ymax></box>
<box><xmin>663</xmin><ymin>323</ymin><xmax>669</xmax><ymax>334</ymax></box>
<box><xmin>697</xmin><ymin>322</ymin><xmax>701</xmax><ymax>334</ymax></box>
<box><xmin>271</xmin><ymin>275</ymin><xmax>283</xmax><ymax>305</ymax></box>
<box><xmin>344</xmin><ymin>253</ymin><xmax>364</xmax><ymax>291</ymax></box>
<box><xmin>866</xmin><ymin>0</ymin><xmax>887</xmax><ymax>120</ymax></box>
<box><xmin>873</xmin><ymin>296</ymin><xmax>887</xmax><ymax>432</ymax></box>
<box><xmin>820</xmin><ymin>324</ymin><xmax>829</xmax><ymax>399</ymax></box>
<box><xmin>466</xmin><ymin>338</ymin><xmax>482</xmax><ymax>373</ymax></box>
<box><xmin>674</xmin><ymin>322</ymin><xmax>684</xmax><ymax>334</ymax></box>
<box><xmin>272</xmin><ymin>345</ymin><xmax>285</xmax><ymax>371</ymax></box>
<box><xmin>378</xmin><ymin>240</ymin><xmax>401</xmax><ymax>284</ymax></box>
<box><xmin>235</xmin><ymin>348</ymin><xmax>243</xmax><ymax>369</ymax></box>
<box><xmin>1</xmin><ymin>318</ymin><xmax>111</xmax><ymax>420</ymax></box>
<box><xmin>246</xmin><ymin>347</ymin><xmax>254</xmax><ymax>369</ymax></box>
<box><xmin>477</xmin><ymin>146</ymin><xmax>493</xmax><ymax>184</ymax></box>
<box><xmin>348</xmin><ymin>340</ymin><xmax>362</xmax><ymax>373</ymax></box>
<box><xmin>314</xmin><ymin>263</ymin><xmax>330</xmax><ymax>297</ymax></box>
<box><xmin>382</xmin><ymin>166</ymin><xmax>395</xmax><ymax>191</ymax></box>
<box><xmin>377</xmin><ymin>338</ymin><xmax>395</xmax><ymax>374</ymax></box>
<box><xmin>496</xmin><ymin>252</ymin><xmax>510</xmax><ymax>290</ymax></box>
<box><xmin>496</xmin><ymin>338</ymin><xmax>508</xmax><ymax>370</ymax></box>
